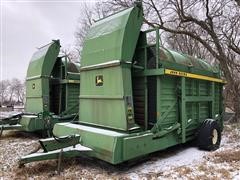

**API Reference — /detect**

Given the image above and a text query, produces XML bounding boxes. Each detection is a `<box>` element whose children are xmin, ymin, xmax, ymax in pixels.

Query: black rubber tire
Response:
<box><xmin>197</xmin><ymin>119</ymin><xmax>221</xmax><ymax>151</ymax></box>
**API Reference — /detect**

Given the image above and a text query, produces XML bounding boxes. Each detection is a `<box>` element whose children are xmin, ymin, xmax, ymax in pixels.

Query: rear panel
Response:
<box><xmin>132</xmin><ymin>76</ymin><xmax>146</xmax><ymax>127</ymax></box>
<box><xmin>158</xmin><ymin>76</ymin><xmax>179</xmax><ymax>129</ymax></box>
<box><xmin>66</xmin><ymin>83</ymin><xmax>79</xmax><ymax>114</ymax></box>
<box><xmin>156</xmin><ymin>76</ymin><xmax>223</xmax><ymax>141</ymax></box>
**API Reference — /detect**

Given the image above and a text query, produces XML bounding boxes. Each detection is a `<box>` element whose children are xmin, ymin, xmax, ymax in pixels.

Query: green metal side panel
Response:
<box><xmin>52</xmin><ymin>122</ymin><xmax>180</xmax><ymax>164</ymax></box>
<box><xmin>25</xmin><ymin>40</ymin><xmax>60</xmax><ymax>113</ymax></box>
<box><xmin>20</xmin><ymin>115</ymin><xmax>44</xmax><ymax>132</ymax></box>
<box><xmin>27</xmin><ymin>41</ymin><xmax>60</xmax><ymax>77</ymax></box>
<box><xmin>81</xmin><ymin>7</ymin><xmax>143</xmax><ymax>66</ymax></box>
<box><xmin>184</xmin><ymin>79</ymin><xmax>223</xmax><ymax>140</ymax></box>
<box><xmin>79</xmin><ymin>6</ymin><xmax>143</xmax><ymax>131</ymax></box>
<box><xmin>19</xmin><ymin>115</ymin><xmax>73</xmax><ymax>132</ymax></box>
<box><xmin>25</xmin><ymin>78</ymin><xmax>49</xmax><ymax>112</ymax></box>
<box><xmin>214</xmin><ymin>83</ymin><xmax>221</xmax><ymax>115</ymax></box>
<box><xmin>161</xmin><ymin>48</ymin><xmax>217</xmax><ymax>74</ymax></box>
<box><xmin>155</xmin><ymin>75</ymin><xmax>223</xmax><ymax>142</ymax></box>
<box><xmin>122</xmin><ymin>132</ymin><xmax>179</xmax><ymax>161</ymax></box>
<box><xmin>158</xmin><ymin>76</ymin><xmax>179</xmax><ymax>129</ymax></box>
<box><xmin>53</xmin><ymin>123</ymin><xmax>126</xmax><ymax>164</ymax></box>
<box><xmin>79</xmin><ymin>66</ymin><xmax>128</xmax><ymax>130</ymax></box>
<box><xmin>66</xmin><ymin>83</ymin><xmax>79</xmax><ymax>114</ymax></box>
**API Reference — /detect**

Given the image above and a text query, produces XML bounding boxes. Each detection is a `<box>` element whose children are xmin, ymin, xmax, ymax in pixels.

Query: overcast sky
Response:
<box><xmin>0</xmin><ymin>0</ymin><xmax>98</xmax><ymax>81</ymax></box>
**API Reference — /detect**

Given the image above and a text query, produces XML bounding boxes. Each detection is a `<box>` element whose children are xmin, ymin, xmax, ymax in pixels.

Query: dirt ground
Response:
<box><xmin>0</xmin><ymin>123</ymin><xmax>239</xmax><ymax>180</ymax></box>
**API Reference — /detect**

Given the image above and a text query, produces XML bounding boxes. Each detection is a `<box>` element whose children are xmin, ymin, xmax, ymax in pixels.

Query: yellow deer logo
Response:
<box><xmin>96</xmin><ymin>75</ymin><xmax>103</xmax><ymax>86</ymax></box>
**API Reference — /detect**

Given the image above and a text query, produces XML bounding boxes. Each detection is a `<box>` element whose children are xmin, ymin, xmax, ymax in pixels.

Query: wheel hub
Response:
<box><xmin>212</xmin><ymin>129</ymin><xmax>218</xmax><ymax>145</ymax></box>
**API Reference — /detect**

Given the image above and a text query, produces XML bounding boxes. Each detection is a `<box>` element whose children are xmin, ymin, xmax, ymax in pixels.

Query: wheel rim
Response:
<box><xmin>212</xmin><ymin>129</ymin><xmax>218</xmax><ymax>145</ymax></box>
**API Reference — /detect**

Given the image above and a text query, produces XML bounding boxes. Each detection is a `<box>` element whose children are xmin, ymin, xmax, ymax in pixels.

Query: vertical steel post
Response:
<box><xmin>219</xmin><ymin>84</ymin><xmax>224</xmax><ymax>130</ymax></box>
<box><xmin>191</xmin><ymin>79</ymin><xmax>194</xmax><ymax>119</ymax></box>
<box><xmin>65</xmin><ymin>56</ymin><xmax>68</xmax><ymax>111</ymax></box>
<box><xmin>181</xmin><ymin>77</ymin><xmax>186</xmax><ymax>143</ymax></box>
<box><xmin>144</xmin><ymin>47</ymin><xmax>148</xmax><ymax>130</ymax></box>
<box><xmin>156</xmin><ymin>28</ymin><xmax>161</xmax><ymax>128</ymax></box>
<box><xmin>156</xmin><ymin>77</ymin><xmax>161</xmax><ymax>124</ymax></box>
<box><xmin>211</xmin><ymin>82</ymin><xmax>215</xmax><ymax>118</ymax></box>
<box><xmin>197</xmin><ymin>81</ymin><xmax>200</xmax><ymax>123</ymax></box>
<box><xmin>155</xmin><ymin>29</ymin><xmax>160</xmax><ymax>68</ymax></box>
<box><xmin>64</xmin><ymin>56</ymin><xmax>67</xmax><ymax>78</ymax></box>
<box><xmin>58</xmin><ymin>58</ymin><xmax>63</xmax><ymax>114</ymax></box>
<box><xmin>57</xmin><ymin>148</ymin><xmax>63</xmax><ymax>175</ymax></box>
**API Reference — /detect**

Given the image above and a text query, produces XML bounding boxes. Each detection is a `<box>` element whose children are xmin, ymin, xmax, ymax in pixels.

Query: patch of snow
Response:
<box><xmin>233</xmin><ymin>172</ymin><xmax>240</xmax><ymax>180</ymax></box>
<box><xmin>139</xmin><ymin>147</ymin><xmax>205</xmax><ymax>173</ymax></box>
<box><xmin>128</xmin><ymin>172</ymin><xmax>139</xmax><ymax>180</ymax></box>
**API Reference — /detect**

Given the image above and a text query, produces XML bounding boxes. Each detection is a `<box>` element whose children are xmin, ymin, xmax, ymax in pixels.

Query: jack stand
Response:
<box><xmin>57</xmin><ymin>148</ymin><xmax>63</xmax><ymax>175</ymax></box>
<box><xmin>0</xmin><ymin>126</ymin><xmax>3</xmax><ymax>137</ymax></box>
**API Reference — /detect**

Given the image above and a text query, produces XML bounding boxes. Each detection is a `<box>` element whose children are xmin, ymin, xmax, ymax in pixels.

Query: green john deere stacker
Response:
<box><xmin>19</xmin><ymin>2</ymin><xmax>225</xmax><ymax>167</ymax></box>
<box><xmin>0</xmin><ymin>40</ymin><xmax>80</xmax><ymax>137</ymax></box>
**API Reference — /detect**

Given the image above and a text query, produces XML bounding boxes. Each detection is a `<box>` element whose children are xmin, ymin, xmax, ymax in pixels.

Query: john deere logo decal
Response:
<box><xmin>96</xmin><ymin>75</ymin><xmax>103</xmax><ymax>86</ymax></box>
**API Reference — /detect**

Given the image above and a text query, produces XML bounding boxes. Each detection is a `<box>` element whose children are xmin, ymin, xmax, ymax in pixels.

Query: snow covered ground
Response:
<box><xmin>0</xmin><ymin>123</ymin><xmax>239</xmax><ymax>179</ymax></box>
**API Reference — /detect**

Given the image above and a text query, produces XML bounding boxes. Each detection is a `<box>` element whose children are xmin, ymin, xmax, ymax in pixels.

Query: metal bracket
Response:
<box><xmin>153</xmin><ymin>123</ymin><xmax>180</xmax><ymax>138</ymax></box>
<box><xmin>151</xmin><ymin>100</ymin><xmax>178</xmax><ymax>133</ymax></box>
<box><xmin>0</xmin><ymin>112</ymin><xmax>22</xmax><ymax>126</ymax></box>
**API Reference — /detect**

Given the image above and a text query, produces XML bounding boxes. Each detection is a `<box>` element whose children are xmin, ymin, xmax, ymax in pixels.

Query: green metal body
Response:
<box><xmin>0</xmin><ymin>40</ymin><xmax>80</xmax><ymax>133</ymax></box>
<box><xmin>26</xmin><ymin>40</ymin><xmax>80</xmax><ymax>115</ymax></box>
<box><xmin>23</xmin><ymin>40</ymin><xmax>81</xmax><ymax>132</ymax></box>
<box><xmin>20</xmin><ymin>4</ymin><xmax>225</xmax><ymax>166</ymax></box>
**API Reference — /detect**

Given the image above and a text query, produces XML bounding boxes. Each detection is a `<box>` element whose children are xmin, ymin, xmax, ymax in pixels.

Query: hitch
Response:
<box><xmin>40</xmin><ymin>134</ymin><xmax>81</xmax><ymax>152</ymax></box>
<box><xmin>19</xmin><ymin>134</ymin><xmax>92</xmax><ymax>170</ymax></box>
<box><xmin>0</xmin><ymin>126</ymin><xmax>3</xmax><ymax>137</ymax></box>
<box><xmin>0</xmin><ymin>112</ymin><xmax>23</xmax><ymax>125</ymax></box>
<box><xmin>0</xmin><ymin>112</ymin><xmax>24</xmax><ymax>137</ymax></box>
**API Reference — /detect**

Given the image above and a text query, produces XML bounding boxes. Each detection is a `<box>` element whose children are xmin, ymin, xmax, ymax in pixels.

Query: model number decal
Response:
<box><xmin>167</xmin><ymin>70</ymin><xmax>187</xmax><ymax>77</ymax></box>
<box><xmin>165</xmin><ymin>69</ymin><xmax>226</xmax><ymax>83</ymax></box>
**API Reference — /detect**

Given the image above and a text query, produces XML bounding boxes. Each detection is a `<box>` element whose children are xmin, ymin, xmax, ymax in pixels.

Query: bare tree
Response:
<box><xmin>0</xmin><ymin>80</ymin><xmax>10</xmax><ymax>105</ymax></box>
<box><xmin>0</xmin><ymin>79</ymin><xmax>25</xmax><ymax>105</ymax></box>
<box><xmin>74</xmin><ymin>2</ymin><xmax>115</xmax><ymax>54</ymax></box>
<box><xmin>8</xmin><ymin>79</ymin><xmax>17</xmax><ymax>103</ymax></box>
<box><xmin>75</xmin><ymin>3</ymin><xmax>94</xmax><ymax>52</ymax></box>
<box><xmin>166</xmin><ymin>32</ymin><xmax>214</xmax><ymax>61</ymax></box>
<box><xmin>13</xmin><ymin>79</ymin><xmax>25</xmax><ymax>104</ymax></box>
<box><xmin>235</xmin><ymin>0</ymin><xmax>240</xmax><ymax>6</ymax></box>
<box><xmin>60</xmin><ymin>47</ymin><xmax>80</xmax><ymax>63</ymax></box>
<box><xmin>8</xmin><ymin>79</ymin><xmax>24</xmax><ymax>104</ymax></box>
